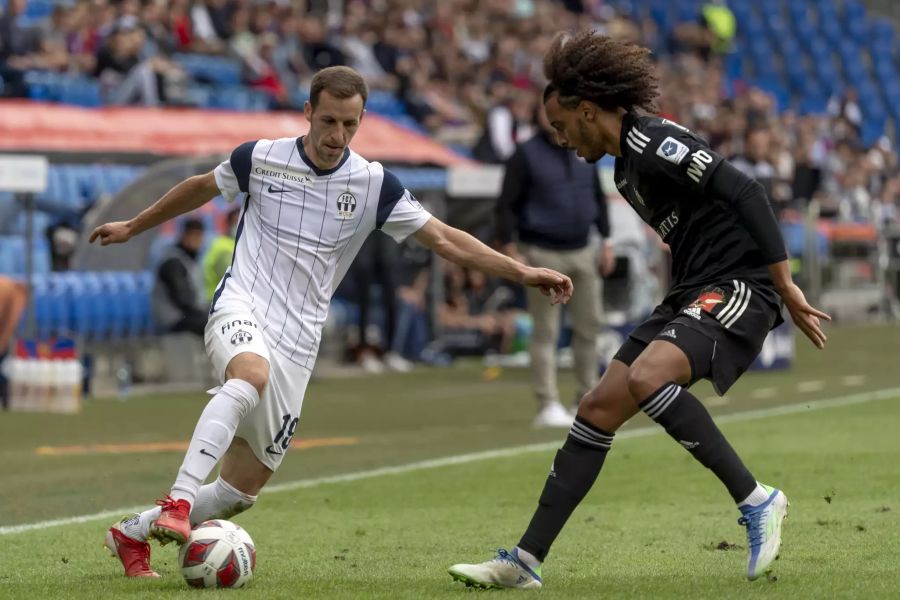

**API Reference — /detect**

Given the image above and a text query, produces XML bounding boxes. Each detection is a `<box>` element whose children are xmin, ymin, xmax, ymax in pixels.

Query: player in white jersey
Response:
<box><xmin>90</xmin><ymin>66</ymin><xmax>574</xmax><ymax>578</ymax></box>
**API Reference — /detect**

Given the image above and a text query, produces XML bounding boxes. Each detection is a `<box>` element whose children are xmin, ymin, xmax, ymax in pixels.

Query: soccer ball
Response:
<box><xmin>179</xmin><ymin>519</ymin><xmax>256</xmax><ymax>588</ymax></box>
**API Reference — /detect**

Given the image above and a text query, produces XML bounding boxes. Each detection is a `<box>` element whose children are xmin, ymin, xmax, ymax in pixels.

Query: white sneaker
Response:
<box><xmin>533</xmin><ymin>402</ymin><xmax>574</xmax><ymax>428</ymax></box>
<box><xmin>360</xmin><ymin>354</ymin><xmax>384</xmax><ymax>374</ymax></box>
<box><xmin>738</xmin><ymin>484</ymin><xmax>789</xmax><ymax>580</ymax></box>
<box><xmin>449</xmin><ymin>548</ymin><xmax>543</xmax><ymax>589</ymax></box>
<box><xmin>383</xmin><ymin>352</ymin><xmax>413</xmax><ymax>373</ymax></box>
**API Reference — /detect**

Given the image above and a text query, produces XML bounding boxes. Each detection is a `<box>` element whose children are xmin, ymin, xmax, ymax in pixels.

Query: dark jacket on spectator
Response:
<box><xmin>152</xmin><ymin>242</ymin><xmax>208</xmax><ymax>332</ymax></box>
<box><xmin>496</xmin><ymin>131</ymin><xmax>610</xmax><ymax>250</ymax></box>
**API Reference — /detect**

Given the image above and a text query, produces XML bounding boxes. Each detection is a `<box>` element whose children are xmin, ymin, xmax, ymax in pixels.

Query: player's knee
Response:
<box><xmin>577</xmin><ymin>388</ymin><xmax>626</xmax><ymax>432</ymax></box>
<box><xmin>226</xmin><ymin>354</ymin><xmax>269</xmax><ymax>396</ymax></box>
<box><xmin>626</xmin><ymin>360</ymin><xmax>667</xmax><ymax>403</ymax></box>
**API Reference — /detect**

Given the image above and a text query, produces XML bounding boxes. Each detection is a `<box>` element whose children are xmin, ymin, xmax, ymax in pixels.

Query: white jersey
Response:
<box><xmin>211</xmin><ymin>136</ymin><xmax>431</xmax><ymax>369</ymax></box>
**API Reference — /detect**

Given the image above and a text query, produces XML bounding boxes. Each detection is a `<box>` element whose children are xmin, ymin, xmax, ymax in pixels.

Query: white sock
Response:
<box><xmin>116</xmin><ymin>507</ymin><xmax>161</xmax><ymax>542</ymax></box>
<box><xmin>190</xmin><ymin>476</ymin><xmax>258</xmax><ymax>526</ymax></box>
<box><xmin>514</xmin><ymin>547</ymin><xmax>542</xmax><ymax>570</ymax></box>
<box><xmin>122</xmin><ymin>478</ymin><xmax>259</xmax><ymax>542</ymax></box>
<box><xmin>170</xmin><ymin>379</ymin><xmax>260</xmax><ymax>505</ymax></box>
<box><xmin>738</xmin><ymin>482</ymin><xmax>771</xmax><ymax>507</ymax></box>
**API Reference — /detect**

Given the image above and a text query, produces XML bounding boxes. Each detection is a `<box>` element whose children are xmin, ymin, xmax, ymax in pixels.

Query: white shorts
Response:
<box><xmin>205</xmin><ymin>307</ymin><xmax>311</xmax><ymax>472</ymax></box>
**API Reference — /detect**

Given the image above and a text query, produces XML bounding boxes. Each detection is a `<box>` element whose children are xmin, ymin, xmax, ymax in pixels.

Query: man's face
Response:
<box><xmin>746</xmin><ymin>129</ymin><xmax>771</xmax><ymax>161</ymax></box>
<box><xmin>304</xmin><ymin>90</ymin><xmax>365</xmax><ymax>165</ymax></box>
<box><xmin>544</xmin><ymin>93</ymin><xmax>604</xmax><ymax>163</ymax></box>
<box><xmin>182</xmin><ymin>229</ymin><xmax>204</xmax><ymax>253</ymax></box>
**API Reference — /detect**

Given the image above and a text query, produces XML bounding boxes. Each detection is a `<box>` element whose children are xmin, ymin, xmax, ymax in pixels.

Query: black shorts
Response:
<box><xmin>613</xmin><ymin>279</ymin><xmax>783</xmax><ymax>395</ymax></box>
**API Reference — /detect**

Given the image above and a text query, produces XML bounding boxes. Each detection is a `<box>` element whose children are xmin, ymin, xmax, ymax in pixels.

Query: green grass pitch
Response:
<box><xmin>0</xmin><ymin>324</ymin><xmax>898</xmax><ymax>599</ymax></box>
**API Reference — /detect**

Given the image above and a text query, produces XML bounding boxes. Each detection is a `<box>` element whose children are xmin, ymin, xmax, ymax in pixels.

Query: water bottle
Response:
<box><xmin>58</xmin><ymin>359</ymin><xmax>82</xmax><ymax>413</ymax></box>
<box><xmin>116</xmin><ymin>361</ymin><xmax>132</xmax><ymax>399</ymax></box>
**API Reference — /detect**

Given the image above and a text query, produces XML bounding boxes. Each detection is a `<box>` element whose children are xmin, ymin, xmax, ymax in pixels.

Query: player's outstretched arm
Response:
<box><xmin>707</xmin><ymin>161</ymin><xmax>831</xmax><ymax>348</ymax></box>
<box><xmin>767</xmin><ymin>260</ymin><xmax>831</xmax><ymax>350</ymax></box>
<box><xmin>89</xmin><ymin>171</ymin><xmax>220</xmax><ymax>246</ymax></box>
<box><xmin>412</xmin><ymin>217</ymin><xmax>573</xmax><ymax>304</ymax></box>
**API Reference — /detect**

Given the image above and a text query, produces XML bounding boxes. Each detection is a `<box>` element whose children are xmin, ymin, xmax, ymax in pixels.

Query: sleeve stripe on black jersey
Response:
<box><xmin>626</xmin><ymin>129</ymin><xmax>647</xmax><ymax>154</ymax></box>
<box><xmin>631</xmin><ymin>129</ymin><xmax>650</xmax><ymax>143</ymax></box>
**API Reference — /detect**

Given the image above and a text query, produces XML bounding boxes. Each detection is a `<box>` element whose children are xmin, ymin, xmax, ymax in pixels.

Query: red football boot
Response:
<box><xmin>104</xmin><ymin>517</ymin><xmax>159</xmax><ymax>578</ymax></box>
<box><xmin>149</xmin><ymin>495</ymin><xmax>192</xmax><ymax>545</ymax></box>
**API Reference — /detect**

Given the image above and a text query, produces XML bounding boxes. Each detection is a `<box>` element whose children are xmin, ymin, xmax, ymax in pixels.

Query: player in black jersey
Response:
<box><xmin>449</xmin><ymin>31</ymin><xmax>831</xmax><ymax>589</ymax></box>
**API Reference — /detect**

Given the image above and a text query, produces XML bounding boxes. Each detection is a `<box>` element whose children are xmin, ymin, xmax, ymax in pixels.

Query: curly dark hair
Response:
<box><xmin>543</xmin><ymin>30</ymin><xmax>659</xmax><ymax>113</ymax></box>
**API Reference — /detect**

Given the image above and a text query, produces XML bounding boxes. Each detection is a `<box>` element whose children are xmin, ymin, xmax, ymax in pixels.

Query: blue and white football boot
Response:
<box><xmin>449</xmin><ymin>548</ymin><xmax>543</xmax><ymax>589</ymax></box>
<box><xmin>738</xmin><ymin>484</ymin><xmax>789</xmax><ymax>580</ymax></box>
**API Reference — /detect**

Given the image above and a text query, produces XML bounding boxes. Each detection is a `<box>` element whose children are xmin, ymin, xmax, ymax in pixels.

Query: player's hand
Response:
<box><xmin>779</xmin><ymin>283</ymin><xmax>831</xmax><ymax>349</ymax></box>
<box><xmin>598</xmin><ymin>242</ymin><xmax>616</xmax><ymax>277</ymax></box>
<box><xmin>89</xmin><ymin>221</ymin><xmax>134</xmax><ymax>246</ymax></box>
<box><xmin>522</xmin><ymin>267</ymin><xmax>573</xmax><ymax>305</ymax></box>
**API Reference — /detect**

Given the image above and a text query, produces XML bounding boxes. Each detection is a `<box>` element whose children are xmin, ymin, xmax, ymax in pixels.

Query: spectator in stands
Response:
<box><xmin>152</xmin><ymin>217</ymin><xmax>208</xmax><ymax>336</ymax></box>
<box><xmin>189</xmin><ymin>0</ymin><xmax>227</xmax><ymax>54</ymax></box>
<box><xmin>349</xmin><ymin>233</ymin><xmax>413</xmax><ymax>373</ymax></box>
<box><xmin>245</xmin><ymin>32</ymin><xmax>288</xmax><ymax>107</ymax></box>
<box><xmin>0</xmin><ymin>0</ymin><xmax>30</xmax><ymax>63</ymax></box>
<box><xmin>828</xmin><ymin>87</ymin><xmax>863</xmax><ymax>136</ymax></box>
<box><xmin>495</xmin><ymin>101</ymin><xmax>614</xmax><ymax>428</ymax></box>
<box><xmin>876</xmin><ymin>175</ymin><xmax>900</xmax><ymax>231</ymax></box>
<box><xmin>730</xmin><ymin>125</ymin><xmax>782</xmax><ymax>212</ymax></box>
<box><xmin>94</xmin><ymin>18</ymin><xmax>163</xmax><ymax>105</ymax></box>
<box><xmin>301</xmin><ymin>16</ymin><xmax>346</xmax><ymax>72</ymax></box>
<box><xmin>0</xmin><ymin>0</ymin><xmax>34</xmax><ymax>97</ymax></box>
<box><xmin>791</xmin><ymin>117</ymin><xmax>827</xmax><ymax>204</ymax></box>
<box><xmin>437</xmin><ymin>262</ymin><xmax>521</xmax><ymax>357</ymax></box>
<box><xmin>390</xmin><ymin>243</ymin><xmax>433</xmax><ymax>363</ymax></box>
<box><xmin>203</xmin><ymin>206</ymin><xmax>239</xmax><ymax>302</ymax></box>
<box><xmin>836</xmin><ymin>161</ymin><xmax>874</xmax><ymax>223</ymax></box>
<box><xmin>472</xmin><ymin>81</ymin><xmax>536</xmax><ymax>163</ymax></box>
<box><xmin>339</xmin><ymin>6</ymin><xmax>392</xmax><ymax>89</ymax></box>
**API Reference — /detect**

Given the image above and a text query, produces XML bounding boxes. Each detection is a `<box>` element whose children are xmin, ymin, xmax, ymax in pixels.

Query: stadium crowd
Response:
<box><xmin>1</xmin><ymin>0</ymin><xmax>897</xmax><ymax>227</ymax></box>
<box><xmin>2</xmin><ymin>0</ymin><xmax>898</xmax><ymax>371</ymax></box>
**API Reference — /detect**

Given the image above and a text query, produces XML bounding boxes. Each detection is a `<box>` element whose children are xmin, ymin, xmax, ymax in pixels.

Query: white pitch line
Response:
<box><xmin>3</xmin><ymin>385</ymin><xmax>900</xmax><ymax>537</ymax></box>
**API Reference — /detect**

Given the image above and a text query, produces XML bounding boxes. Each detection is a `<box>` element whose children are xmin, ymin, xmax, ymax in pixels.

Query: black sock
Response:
<box><xmin>518</xmin><ymin>416</ymin><xmax>613</xmax><ymax>561</ymax></box>
<box><xmin>640</xmin><ymin>382</ymin><xmax>756</xmax><ymax>503</ymax></box>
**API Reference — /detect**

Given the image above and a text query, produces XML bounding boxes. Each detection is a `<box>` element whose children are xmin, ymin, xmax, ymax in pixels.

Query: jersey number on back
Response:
<box><xmin>686</xmin><ymin>150</ymin><xmax>714</xmax><ymax>183</ymax></box>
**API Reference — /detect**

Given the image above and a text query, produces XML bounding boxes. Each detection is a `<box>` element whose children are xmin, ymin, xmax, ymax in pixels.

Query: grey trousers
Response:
<box><xmin>523</xmin><ymin>243</ymin><xmax>603</xmax><ymax>408</ymax></box>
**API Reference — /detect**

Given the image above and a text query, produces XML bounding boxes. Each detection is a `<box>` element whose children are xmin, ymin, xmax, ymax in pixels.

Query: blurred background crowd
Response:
<box><xmin>1</xmin><ymin>0</ymin><xmax>899</xmax><ymax>390</ymax></box>
<box><xmin>2</xmin><ymin>0</ymin><xmax>897</xmax><ymax>229</ymax></box>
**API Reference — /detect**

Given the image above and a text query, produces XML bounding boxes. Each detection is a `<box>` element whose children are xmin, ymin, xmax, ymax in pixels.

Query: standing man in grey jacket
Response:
<box><xmin>152</xmin><ymin>217</ymin><xmax>209</xmax><ymax>336</ymax></box>
<box><xmin>496</xmin><ymin>102</ymin><xmax>615</xmax><ymax>428</ymax></box>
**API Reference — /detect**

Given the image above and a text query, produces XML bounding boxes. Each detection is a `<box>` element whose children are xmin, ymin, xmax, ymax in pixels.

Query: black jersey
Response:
<box><xmin>614</xmin><ymin>113</ymin><xmax>776</xmax><ymax>298</ymax></box>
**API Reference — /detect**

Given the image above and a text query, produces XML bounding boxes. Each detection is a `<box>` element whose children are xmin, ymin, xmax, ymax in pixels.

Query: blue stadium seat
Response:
<box><xmin>366</xmin><ymin>90</ymin><xmax>408</xmax><ymax>118</ymax></box>
<box><xmin>205</xmin><ymin>86</ymin><xmax>270</xmax><ymax>112</ymax></box>
<box><xmin>647</xmin><ymin>3</ymin><xmax>668</xmax><ymax>30</ymax></box>
<box><xmin>0</xmin><ymin>236</ymin><xmax>24</xmax><ymax>275</ymax></box>
<box><xmin>60</xmin><ymin>78</ymin><xmax>102</xmax><ymax>107</ymax></box>
<box><xmin>173</xmin><ymin>54</ymin><xmax>242</xmax><ymax>86</ymax></box>
<box><xmin>9</xmin><ymin>210</ymin><xmax>53</xmax><ymax>237</ymax></box>
<box><xmin>842</xmin><ymin>0</ymin><xmax>866</xmax><ymax>24</ymax></box>
<box><xmin>870</xmin><ymin>19</ymin><xmax>894</xmax><ymax>44</ymax></box>
<box><xmin>797</xmin><ymin>95</ymin><xmax>828</xmax><ymax>116</ymax></box>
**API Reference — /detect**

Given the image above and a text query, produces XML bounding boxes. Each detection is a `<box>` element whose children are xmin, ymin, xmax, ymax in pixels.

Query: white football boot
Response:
<box><xmin>449</xmin><ymin>548</ymin><xmax>543</xmax><ymax>589</ymax></box>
